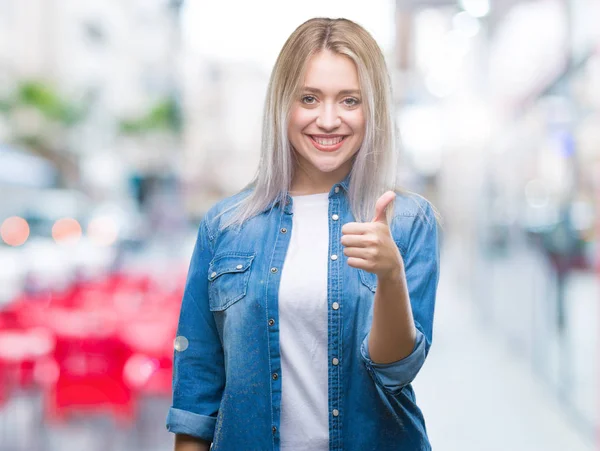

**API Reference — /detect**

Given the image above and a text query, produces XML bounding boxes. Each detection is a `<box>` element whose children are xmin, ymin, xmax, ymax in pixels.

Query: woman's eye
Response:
<box><xmin>301</xmin><ymin>95</ymin><xmax>316</xmax><ymax>104</ymax></box>
<box><xmin>344</xmin><ymin>97</ymin><xmax>360</xmax><ymax>107</ymax></box>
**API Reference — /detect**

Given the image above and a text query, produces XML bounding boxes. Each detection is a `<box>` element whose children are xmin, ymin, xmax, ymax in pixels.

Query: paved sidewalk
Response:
<box><xmin>413</xmin><ymin>242</ymin><xmax>596</xmax><ymax>451</ymax></box>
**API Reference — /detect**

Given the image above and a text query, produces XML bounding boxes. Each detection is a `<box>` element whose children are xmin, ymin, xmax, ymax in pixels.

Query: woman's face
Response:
<box><xmin>288</xmin><ymin>50</ymin><xmax>366</xmax><ymax>189</ymax></box>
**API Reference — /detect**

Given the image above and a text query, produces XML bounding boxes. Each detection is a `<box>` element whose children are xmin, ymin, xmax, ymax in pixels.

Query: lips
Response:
<box><xmin>308</xmin><ymin>135</ymin><xmax>348</xmax><ymax>152</ymax></box>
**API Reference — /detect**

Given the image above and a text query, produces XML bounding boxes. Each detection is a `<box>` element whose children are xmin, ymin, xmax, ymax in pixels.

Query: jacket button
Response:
<box><xmin>272</xmin><ymin>373</ymin><xmax>278</xmax><ymax>380</ymax></box>
<box><xmin>280</xmin><ymin>228</ymin><xmax>287</xmax><ymax>233</ymax></box>
<box><xmin>210</xmin><ymin>271</ymin><xmax>217</xmax><ymax>278</ymax></box>
<box><xmin>268</xmin><ymin>318</ymin><xmax>275</xmax><ymax>326</ymax></box>
<box><xmin>270</xmin><ymin>267</ymin><xmax>278</xmax><ymax>273</ymax></box>
<box><xmin>272</xmin><ymin>426</ymin><xmax>277</xmax><ymax>434</ymax></box>
<box><xmin>334</xmin><ymin>186</ymin><xmax>340</xmax><ymax>193</ymax></box>
<box><xmin>332</xmin><ymin>358</ymin><xmax>339</xmax><ymax>365</ymax></box>
<box><xmin>330</xmin><ymin>254</ymin><xmax>338</xmax><ymax>261</ymax></box>
<box><xmin>332</xmin><ymin>302</ymin><xmax>340</xmax><ymax>310</ymax></box>
<box><xmin>236</xmin><ymin>264</ymin><xmax>243</xmax><ymax>270</ymax></box>
<box><xmin>332</xmin><ymin>214</ymin><xmax>339</xmax><ymax>221</ymax></box>
<box><xmin>332</xmin><ymin>409</ymin><xmax>339</xmax><ymax>417</ymax></box>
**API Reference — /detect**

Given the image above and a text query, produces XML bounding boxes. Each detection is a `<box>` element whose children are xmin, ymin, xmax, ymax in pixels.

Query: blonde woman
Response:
<box><xmin>167</xmin><ymin>17</ymin><xmax>441</xmax><ymax>451</ymax></box>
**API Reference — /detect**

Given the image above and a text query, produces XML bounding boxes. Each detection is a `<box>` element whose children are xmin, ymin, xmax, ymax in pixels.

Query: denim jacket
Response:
<box><xmin>166</xmin><ymin>177</ymin><xmax>441</xmax><ymax>451</ymax></box>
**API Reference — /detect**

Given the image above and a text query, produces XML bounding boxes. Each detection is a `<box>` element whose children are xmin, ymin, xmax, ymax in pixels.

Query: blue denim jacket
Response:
<box><xmin>166</xmin><ymin>177</ymin><xmax>441</xmax><ymax>450</ymax></box>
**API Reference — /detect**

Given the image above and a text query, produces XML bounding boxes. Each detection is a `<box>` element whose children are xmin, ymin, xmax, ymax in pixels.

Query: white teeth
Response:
<box><xmin>312</xmin><ymin>136</ymin><xmax>344</xmax><ymax>146</ymax></box>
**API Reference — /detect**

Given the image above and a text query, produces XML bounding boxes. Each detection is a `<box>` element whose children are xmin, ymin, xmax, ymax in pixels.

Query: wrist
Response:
<box><xmin>376</xmin><ymin>264</ymin><xmax>405</xmax><ymax>285</ymax></box>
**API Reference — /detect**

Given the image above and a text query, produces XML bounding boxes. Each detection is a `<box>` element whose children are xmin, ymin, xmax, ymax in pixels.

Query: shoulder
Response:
<box><xmin>201</xmin><ymin>188</ymin><xmax>254</xmax><ymax>239</ymax></box>
<box><xmin>390</xmin><ymin>190</ymin><xmax>441</xmax><ymax>252</ymax></box>
<box><xmin>393</xmin><ymin>190</ymin><xmax>437</xmax><ymax>224</ymax></box>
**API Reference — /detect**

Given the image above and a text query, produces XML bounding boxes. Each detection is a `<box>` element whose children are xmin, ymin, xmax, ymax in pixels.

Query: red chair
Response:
<box><xmin>0</xmin><ymin>326</ymin><xmax>55</xmax><ymax>395</ymax></box>
<box><xmin>120</xmin><ymin>308</ymin><xmax>178</xmax><ymax>397</ymax></box>
<box><xmin>0</xmin><ymin>360</ymin><xmax>8</xmax><ymax>407</ymax></box>
<box><xmin>43</xmin><ymin>309</ymin><xmax>135</xmax><ymax>427</ymax></box>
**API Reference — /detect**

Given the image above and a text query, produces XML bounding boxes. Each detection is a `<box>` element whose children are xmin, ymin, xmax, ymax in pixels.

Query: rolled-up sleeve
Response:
<box><xmin>361</xmin><ymin>200</ymin><xmax>441</xmax><ymax>394</ymax></box>
<box><xmin>360</xmin><ymin>328</ymin><xmax>427</xmax><ymax>393</ymax></box>
<box><xmin>166</xmin><ymin>218</ymin><xmax>225</xmax><ymax>442</ymax></box>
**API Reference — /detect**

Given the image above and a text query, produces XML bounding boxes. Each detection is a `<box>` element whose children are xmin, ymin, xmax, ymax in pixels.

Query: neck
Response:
<box><xmin>290</xmin><ymin>164</ymin><xmax>350</xmax><ymax>196</ymax></box>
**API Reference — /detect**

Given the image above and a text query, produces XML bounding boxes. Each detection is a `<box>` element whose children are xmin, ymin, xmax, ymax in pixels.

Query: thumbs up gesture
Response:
<box><xmin>341</xmin><ymin>191</ymin><xmax>404</xmax><ymax>280</ymax></box>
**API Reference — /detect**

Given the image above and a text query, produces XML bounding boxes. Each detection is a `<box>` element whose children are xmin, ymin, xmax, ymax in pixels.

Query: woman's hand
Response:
<box><xmin>174</xmin><ymin>433</ymin><xmax>211</xmax><ymax>451</ymax></box>
<box><xmin>341</xmin><ymin>191</ymin><xmax>404</xmax><ymax>281</ymax></box>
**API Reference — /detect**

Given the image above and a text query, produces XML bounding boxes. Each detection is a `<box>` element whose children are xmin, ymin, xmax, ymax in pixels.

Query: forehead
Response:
<box><xmin>302</xmin><ymin>50</ymin><xmax>360</xmax><ymax>91</ymax></box>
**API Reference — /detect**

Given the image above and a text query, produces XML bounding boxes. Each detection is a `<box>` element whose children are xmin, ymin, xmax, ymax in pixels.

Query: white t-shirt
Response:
<box><xmin>278</xmin><ymin>192</ymin><xmax>330</xmax><ymax>450</ymax></box>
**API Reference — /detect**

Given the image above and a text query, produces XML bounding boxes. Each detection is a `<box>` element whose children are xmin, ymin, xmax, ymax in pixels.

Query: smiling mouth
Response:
<box><xmin>307</xmin><ymin>135</ymin><xmax>348</xmax><ymax>152</ymax></box>
<box><xmin>310</xmin><ymin>135</ymin><xmax>345</xmax><ymax>145</ymax></box>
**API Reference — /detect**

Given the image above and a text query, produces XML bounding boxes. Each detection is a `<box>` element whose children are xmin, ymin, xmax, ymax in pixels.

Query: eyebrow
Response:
<box><xmin>302</xmin><ymin>87</ymin><xmax>361</xmax><ymax>96</ymax></box>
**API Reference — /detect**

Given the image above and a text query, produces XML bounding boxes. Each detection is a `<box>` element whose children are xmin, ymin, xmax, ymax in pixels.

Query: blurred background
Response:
<box><xmin>0</xmin><ymin>0</ymin><xmax>598</xmax><ymax>450</ymax></box>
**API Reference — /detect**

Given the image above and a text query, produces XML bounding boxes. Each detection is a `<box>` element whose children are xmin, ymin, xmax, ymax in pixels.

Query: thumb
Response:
<box><xmin>371</xmin><ymin>191</ymin><xmax>396</xmax><ymax>224</ymax></box>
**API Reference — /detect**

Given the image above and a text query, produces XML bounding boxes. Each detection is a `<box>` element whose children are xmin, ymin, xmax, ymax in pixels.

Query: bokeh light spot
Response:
<box><xmin>124</xmin><ymin>354</ymin><xmax>158</xmax><ymax>388</ymax></box>
<box><xmin>1</xmin><ymin>216</ymin><xmax>30</xmax><ymax>246</ymax></box>
<box><xmin>52</xmin><ymin>218</ymin><xmax>82</xmax><ymax>244</ymax></box>
<box><xmin>88</xmin><ymin>216</ymin><xmax>119</xmax><ymax>246</ymax></box>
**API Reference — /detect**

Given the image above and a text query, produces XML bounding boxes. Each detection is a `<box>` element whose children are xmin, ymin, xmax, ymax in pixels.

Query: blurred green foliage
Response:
<box><xmin>119</xmin><ymin>96</ymin><xmax>182</xmax><ymax>135</ymax></box>
<box><xmin>0</xmin><ymin>80</ymin><xmax>86</xmax><ymax>125</ymax></box>
<box><xmin>18</xmin><ymin>82</ymin><xmax>85</xmax><ymax>125</ymax></box>
<box><xmin>0</xmin><ymin>98</ymin><xmax>10</xmax><ymax>113</ymax></box>
<box><xmin>0</xmin><ymin>80</ymin><xmax>86</xmax><ymax>183</ymax></box>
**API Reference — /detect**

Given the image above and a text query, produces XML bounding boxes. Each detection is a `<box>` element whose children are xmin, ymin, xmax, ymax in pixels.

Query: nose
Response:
<box><xmin>315</xmin><ymin>103</ymin><xmax>341</xmax><ymax>131</ymax></box>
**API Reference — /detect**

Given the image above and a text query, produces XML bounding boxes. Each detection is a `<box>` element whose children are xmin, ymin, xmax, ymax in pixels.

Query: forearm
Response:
<box><xmin>368</xmin><ymin>264</ymin><xmax>417</xmax><ymax>364</ymax></box>
<box><xmin>174</xmin><ymin>433</ymin><xmax>211</xmax><ymax>451</ymax></box>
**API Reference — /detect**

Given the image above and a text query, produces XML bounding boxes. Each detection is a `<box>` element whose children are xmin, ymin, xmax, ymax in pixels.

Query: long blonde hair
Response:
<box><xmin>217</xmin><ymin>17</ymin><xmax>438</xmax><ymax>230</ymax></box>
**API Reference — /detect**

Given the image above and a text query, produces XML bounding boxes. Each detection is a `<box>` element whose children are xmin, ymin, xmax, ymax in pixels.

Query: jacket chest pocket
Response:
<box><xmin>359</xmin><ymin>269</ymin><xmax>377</xmax><ymax>293</ymax></box>
<box><xmin>207</xmin><ymin>252</ymin><xmax>255</xmax><ymax>311</ymax></box>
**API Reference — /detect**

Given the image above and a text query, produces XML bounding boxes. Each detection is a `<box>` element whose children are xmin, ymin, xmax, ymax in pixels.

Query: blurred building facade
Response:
<box><xmin>180</xmin><ymin>58</ymin><xmax>268</xmax><ymax>216</ymax></box>
<box><xmin>0</xmin><ymin>0</ymin><xmax>184</xmax><ymax>198</ymax></box>
<box><xmin>392</xmin><ymin>0</ymin><xmax>600</xmax><ymax>439</ymax></box>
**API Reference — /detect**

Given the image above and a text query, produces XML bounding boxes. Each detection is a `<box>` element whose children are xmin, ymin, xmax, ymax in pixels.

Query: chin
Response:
<box><xmin>309</xmin><ymin>157</ymin><xmax>346</xmax><ymax>174</ymax></box>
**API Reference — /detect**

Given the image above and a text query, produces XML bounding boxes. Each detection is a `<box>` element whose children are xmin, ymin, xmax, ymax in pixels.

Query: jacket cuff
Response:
<box><xmin>166</xmin><ymin>407</ymin><xmax>216</xmax><ymax>441</ymax></box>
<box><xmin>360</xmin><ymin>328</ymin><xmax>427</xmax><ymax>394</ymax></box>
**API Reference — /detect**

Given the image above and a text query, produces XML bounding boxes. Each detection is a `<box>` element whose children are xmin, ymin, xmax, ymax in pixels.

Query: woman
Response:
<box><xmin>167</xmin><ymin>17</ymin><xmax>441</xmax><ymax>451</ymax></box>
